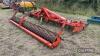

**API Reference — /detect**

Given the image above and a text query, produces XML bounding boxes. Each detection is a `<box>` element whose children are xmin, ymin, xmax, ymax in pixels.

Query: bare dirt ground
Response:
<box><xmin>0</xmin><ymin>9</ymin><xmax>100</xmax><ymax>56</ymax></box>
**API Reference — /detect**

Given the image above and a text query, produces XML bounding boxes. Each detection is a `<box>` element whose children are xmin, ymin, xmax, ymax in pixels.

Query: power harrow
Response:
<box><xmin>30</xmin><ymin>7</ymin><xmax>87</xmax><ymax>33</ymax></box>
<box><xmin>9</xmin><ymin>7</ymin><xmax>88</xmax><ymax>48</ymax></box>
<box><xmin>10</xmin><ymin>13</ymin><xmax>62</xmax><ymax>48</ymax></box>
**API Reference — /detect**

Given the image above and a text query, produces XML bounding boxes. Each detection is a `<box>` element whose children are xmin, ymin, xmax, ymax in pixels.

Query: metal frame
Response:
<box><xmin>30</xmin><ymin>7</ymin><xmax>87</xmax><ymax>33</ymax></box>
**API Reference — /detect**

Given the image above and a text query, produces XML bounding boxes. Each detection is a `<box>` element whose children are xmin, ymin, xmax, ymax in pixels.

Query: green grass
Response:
<box><xmin>36</xmin><ymin>2</ymin><xmax>98</xmax><ymax>16</ymax></box>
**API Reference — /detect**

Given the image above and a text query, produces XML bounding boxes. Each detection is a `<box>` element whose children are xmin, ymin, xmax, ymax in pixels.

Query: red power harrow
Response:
<box><xmin>30</xmin><ymin>7</ymin><xmax>87</xmax><ymax>33</ymax></box>
<box><xmin>9</xmin><ymin>12</ymin><xmax>63</xmax><ymax>48</ymax></box>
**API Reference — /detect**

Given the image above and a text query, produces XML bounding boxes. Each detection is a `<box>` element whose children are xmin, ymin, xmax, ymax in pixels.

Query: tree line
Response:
<box><xmin>36</xmin><ymin>0</ymin><xmax>100</xmax><ymax>15</ymax></box>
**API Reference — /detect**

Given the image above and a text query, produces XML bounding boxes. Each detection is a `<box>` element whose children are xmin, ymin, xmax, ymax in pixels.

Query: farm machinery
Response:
<box><xmin>9</xmin><ymin>7</ymin><xmax>88</xmax><ymax>48</ymax></box>
<box><xmin>87</xmin><ymin>16</ymin><xmax>100</xmax><ymax>24</ymax></box>
<box><xmin>0</xmin><ymin>0</ymin><xmax>10</xmax><ymax>9</ymax></box>
<box><xmin>0</xmin><ymin>0</ymin><xmax>37</xmax><ymax>10</ymax></box>
<box><xmin>11</xmin><ymin>1</ymin><xmax>37</xmax><ymax>13</ymax></box>
<box><xmin>29</xmin><ymin>7</ymin><xmax>87</xmax><ymax>33</ymax></box>
<box><xmin>9</xmin><ymin>12</ymin><xmax>63</xmax><ymax>48</ymax></box>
